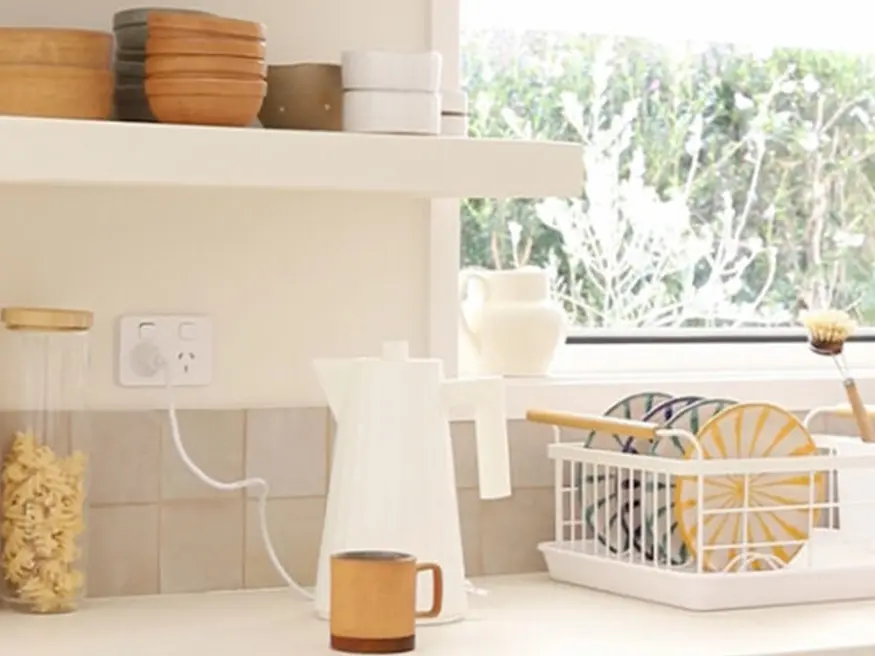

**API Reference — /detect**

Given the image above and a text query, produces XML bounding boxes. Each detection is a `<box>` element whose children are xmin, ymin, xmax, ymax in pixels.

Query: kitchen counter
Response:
<box><xmin>2</xmin><ymin>574</ymin><xmax>875</xmax><ymax>655</ymax></box>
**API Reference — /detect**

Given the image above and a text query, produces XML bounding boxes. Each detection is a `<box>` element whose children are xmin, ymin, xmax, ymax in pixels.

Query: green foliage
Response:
<box><xmin>461</xmin><ymin>30</ymin><xmax>875</xmax><ymax>327</ymax></box>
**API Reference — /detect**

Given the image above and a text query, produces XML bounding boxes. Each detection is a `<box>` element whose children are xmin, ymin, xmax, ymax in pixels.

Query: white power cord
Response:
<box><xmin>130</xmin><ymin>340</ymin><xmax>314</xmax><ymax>600</ymax></box>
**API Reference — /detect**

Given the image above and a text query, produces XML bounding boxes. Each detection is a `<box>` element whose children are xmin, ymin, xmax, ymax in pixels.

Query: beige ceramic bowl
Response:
<box><xmin>145</xmin><ymin>77</ymin><xmax>266</xmax><ymax>126</ymax></box>
<box><xmin>0</xmin><ymin>65</ymin><xmax>112</xmax><ymax>119</ymax></box>
<box><xmin>259</xmin><ymin>63</ymin><xmax>342</xmax><ymax>131</ymax></box>
<box><xmin>0</xmin><ymin>28</ymin><xmax>112</xmax><ymax>68</ymax></box>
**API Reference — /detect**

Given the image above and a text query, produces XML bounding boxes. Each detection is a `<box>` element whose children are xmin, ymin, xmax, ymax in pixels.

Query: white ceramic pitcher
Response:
<box><xmin>459</xmin><ymin>266</ymin><xmax>567</xmax><ymax>376</ymax></box>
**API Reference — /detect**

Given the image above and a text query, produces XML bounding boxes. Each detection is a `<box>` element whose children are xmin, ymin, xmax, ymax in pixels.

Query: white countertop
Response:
<box><xmin>2</xmin><ymin>574</ymin><xmax>875</xmax><ymax>655</ymax></box>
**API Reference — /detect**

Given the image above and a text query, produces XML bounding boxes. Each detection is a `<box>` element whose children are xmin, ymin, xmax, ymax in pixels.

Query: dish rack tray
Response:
<box><xmin>530</xmin><ymin>406</ymin><xmax>875</xmax><ymax>611</ymax></box>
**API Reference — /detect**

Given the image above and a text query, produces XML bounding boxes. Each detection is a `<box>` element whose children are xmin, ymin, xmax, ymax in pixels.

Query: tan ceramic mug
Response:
<box><xmin>330</xmin><ymin>550</ymin><xmax>444</xmax><ymax>654</ymax></box>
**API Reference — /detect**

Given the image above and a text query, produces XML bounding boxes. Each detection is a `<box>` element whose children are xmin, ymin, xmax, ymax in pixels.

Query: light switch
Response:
<box><xmin>179</xmin><ymin>321</ymin><xmax>197</xmax><ymax>340</ymax></box>
<box><xmin>138</xmin><ymin>322</ymin><xmax>157</xmax><ymax>339</ymax></box>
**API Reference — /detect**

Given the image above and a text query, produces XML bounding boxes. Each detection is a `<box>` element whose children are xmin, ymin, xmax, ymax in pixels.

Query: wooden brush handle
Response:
<box><xmin>526</xmin><ymin>409</ymin><xmax>658</xmax><ymax>441</ymax></box>
<box><xmin>821</xmin><ymin>403</ymin><xmax>875</xmax><ymax>418</ymax></box>
<box><xmin>844</xmin><ymin>380</ymin><xmax>875</xmax><ymax>443</ymax></box>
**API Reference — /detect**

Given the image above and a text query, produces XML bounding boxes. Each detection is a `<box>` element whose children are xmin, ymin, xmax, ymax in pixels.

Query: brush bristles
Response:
<box><xmin>800</xmin><ymin>309</ymin><xmax>856</xmax><ymax>355</ymax></box>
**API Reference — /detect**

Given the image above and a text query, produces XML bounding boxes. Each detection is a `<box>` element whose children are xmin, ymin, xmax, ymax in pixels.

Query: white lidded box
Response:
<box><xmin>343</xmin><ymin>90</ymin><xmax>440</xmax><ymax>135</ymax></box>
<box><xmin>440</xmin><ymin>89</ymin><xmax>469</xmax><ymax>137</ymax></box>
<box><xmin>441</xmin><ymin>89</ymin><xmax>468</xmax><ymax>116</ymax></box>
<box><xmin>440</xmin><ymin>115</ymin><xmax>468</xmax><ymax>137</ymax></box>
<box><xmin>341</xmin><ymin>50</ymin><xmax>442</xmax><ymax>92</ymax></box>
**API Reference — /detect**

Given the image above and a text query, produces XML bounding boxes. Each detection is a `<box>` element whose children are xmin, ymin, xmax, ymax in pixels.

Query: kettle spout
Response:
<box><xmin>313</xmin><ymin>358</ymin><xmax>356</xmax><ymax>421</ymax></box>
<box><xmin>443</xmin><ymin>377</ymin><xmax>511</xmax><ymax>500</ymax></box>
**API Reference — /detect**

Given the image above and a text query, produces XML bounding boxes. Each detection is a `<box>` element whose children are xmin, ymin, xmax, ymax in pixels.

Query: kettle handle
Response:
<box><xmin>444</xmin><ymin>376</ymin><xmax>511</xmax><ymax>500</ymax></box>
<box><xmin>459</xmin><ymin>271</ymin><xmax>489</xmax><ymax>352</ymax></box>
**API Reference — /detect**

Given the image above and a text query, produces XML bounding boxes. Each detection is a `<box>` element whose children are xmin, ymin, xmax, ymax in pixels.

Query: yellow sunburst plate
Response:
<box><xmin>673</xmin><ymin>402</ymin><xmax>827</xmax><ymax>572</ymax></box>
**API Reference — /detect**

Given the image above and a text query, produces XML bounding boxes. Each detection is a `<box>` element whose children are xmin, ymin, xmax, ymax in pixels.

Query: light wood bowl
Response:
<box><xmin>145</xmin><ymin>77</ymin><xmax>266</xmax><ymax>126</ymax></box>
<box><xmin>0</xmin><ymin>65</ymin><xmax>112</xmax><ymax>119</ymax></box>
<box><xmin>147</xmin><ymin>12</ymin><xmax>266</xmax><ymax>41</ymax></box>
<box><xmin>146</xmin><ymin>34</ymin><xmax>266</xmax><ymax>59</ymax></box>
<box><xmin>0</xmin><ymin>28</ymin><xmax>112</xmax><ymax>68</ymax></box>
<box><xmin>145</xmin><ymin>54</ymin><xmax>266</xmax><ymax>80</ymax></box>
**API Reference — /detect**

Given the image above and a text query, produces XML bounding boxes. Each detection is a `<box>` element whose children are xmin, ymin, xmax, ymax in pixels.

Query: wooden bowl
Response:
<box><xmin>259</xmin><ymin>63</ymin><xmax>342</xmax><ymax>131</ymax></box>
<box><xmin>113</xmin><ymin>7</ymin><xmax>210</xmax><ymax>30</ymax></box>
<box><xmin>145</xmin><ymin>54</ymin><xmax>266</xmax><ymax>80</ymax></box>
<box><xmin>147</xmin><ymin>12</ymin><xmax>266</xmax><ymax>41</ymax></box>
<box><xmin>145</xmin><ymin>77</ymin><xmax>266</xmax><ymax>126</ymax></box>
<box><xmin>146</xmin><ymin>34</ymin><xmax>266</xmax><ymax>59</ymax></box>
<box><xmin>0</xmin><ymin>65</ymin><xmax>112</xmax><ymax>119</ymax></box>
<box><xmin>0</xmin><ymin>28</ymin><xmax>112</xmax><ymax>68</ymax></box>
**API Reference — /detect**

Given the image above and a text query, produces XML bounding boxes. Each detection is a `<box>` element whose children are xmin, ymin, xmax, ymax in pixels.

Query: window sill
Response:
<box><xmin>448</xmin><ymin>369</ymin><xmax>875</xmax><ymax>421</ymax></box>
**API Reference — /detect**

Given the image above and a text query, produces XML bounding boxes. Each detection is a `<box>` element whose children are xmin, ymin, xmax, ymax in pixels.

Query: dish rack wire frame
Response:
<box><xmin>530</xmin><ymin>406</ymin><xmax>875</xmax><ymax>612</ymax></box>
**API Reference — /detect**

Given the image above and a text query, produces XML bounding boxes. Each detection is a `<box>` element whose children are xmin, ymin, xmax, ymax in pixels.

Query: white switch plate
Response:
<box><xmin>118</xmin><ymin>314</ymin><xmax>213</xmax><ymax>387</ymax></box>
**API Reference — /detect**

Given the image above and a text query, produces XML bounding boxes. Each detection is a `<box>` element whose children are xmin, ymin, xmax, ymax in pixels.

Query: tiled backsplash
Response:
<box><xmin>0</xmin><ymin>407</ymin><xmax>841</xmax><ymax>598</ymax></box>
<box><xmin>0</xmin><ymin>410</ymin><xmax>560</xmax><ymax>598</ymax></box>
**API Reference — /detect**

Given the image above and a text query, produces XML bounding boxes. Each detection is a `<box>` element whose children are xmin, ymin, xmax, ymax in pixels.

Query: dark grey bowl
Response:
<box><xmin>115</xmin><ymin>83</ymin><xmax>147</xmax><ymax>104</ymax></box>
<box><xmin>115</xmin><ymin>59</ymin><xmax>145</xmax><ymax>79</ymax></box>
<box><xmin>114</xmin><ymin>47</ymin><xmax>146</xmax><ymax>64</ymax></box>
<box><xmin>114</xmin><ymin>24</ymin><xmax>149</xmax><ymax>51</ymax></box>
<box><xmin>113</xmin><ymin>6</ymin><xmax>208</xmax><ymax>30</ymax></box>
<box><xmin>115</xmin><ymin>104</ymin><xmax>156</xmax><ymax>122</ymax></box>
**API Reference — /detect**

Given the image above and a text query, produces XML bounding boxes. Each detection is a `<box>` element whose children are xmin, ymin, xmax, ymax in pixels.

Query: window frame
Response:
<box><xmin>428</xmin><ymin>0</ymin><xmax>875</xmax><ymax>417</ymax></box>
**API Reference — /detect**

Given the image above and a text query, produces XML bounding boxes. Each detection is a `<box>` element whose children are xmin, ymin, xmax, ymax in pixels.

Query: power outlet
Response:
<box><xmin>118</xmin><ymin>314</ymin><xmax>213</xmax><ymax>387</ymax></box>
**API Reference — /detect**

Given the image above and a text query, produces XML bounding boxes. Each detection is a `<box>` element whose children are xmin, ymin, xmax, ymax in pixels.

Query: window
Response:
<box><xmin>457</xmin><ymin>0</ymin><xmax>875</xmax><ymax>378</ymax></box>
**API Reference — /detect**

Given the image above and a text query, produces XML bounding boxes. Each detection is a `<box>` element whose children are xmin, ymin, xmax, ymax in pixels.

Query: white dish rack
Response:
<box><xmin>533</xmin><ymin>406</ymin><xmax>875</xmax><ymax>611</ymax></box>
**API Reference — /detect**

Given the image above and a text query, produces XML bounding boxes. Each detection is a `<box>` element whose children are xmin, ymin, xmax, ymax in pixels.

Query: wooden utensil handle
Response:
<box><xmin>818</xmin><ymin>403</ymin><xmax>875</xmax><ymax>418</ymax></box>
<box><xmin>415</xmin><ymin>563</ymin><xmax>443</xmax><ymax>619</ymax></box>
<box><xmin>526</xmin><ymin>409</ymin><xmax>658</xmax><ymax>440</ymax></box>
<box><xmin>844</xmin><ymin>380</ymin><xmax>875</xmax><ymax>443</ymax></box>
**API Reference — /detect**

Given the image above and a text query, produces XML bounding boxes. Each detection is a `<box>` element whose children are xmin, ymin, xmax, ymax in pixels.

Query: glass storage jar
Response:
<box><xmin>0</xmin><ymin>307</ymin><xmax>92</xmax><ymax>614</ymax></box>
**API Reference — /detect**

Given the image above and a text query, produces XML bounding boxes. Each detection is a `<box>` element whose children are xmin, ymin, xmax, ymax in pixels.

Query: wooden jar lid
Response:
<box><xmin>2</xmin><ymin>307</ymin><xmax>94</xmax><ymax>332</ymax></box>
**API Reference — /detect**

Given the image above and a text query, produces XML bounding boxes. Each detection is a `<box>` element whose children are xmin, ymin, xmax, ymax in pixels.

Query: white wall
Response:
<box><xmin>0</xmin><ymin>0</ymin><xmax>433</xmax><ymax>409</ymax></box>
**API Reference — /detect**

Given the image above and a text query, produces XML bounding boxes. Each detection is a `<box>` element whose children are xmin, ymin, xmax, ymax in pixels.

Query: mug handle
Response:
<box><xmin>414</xmin><ymin>562</ymin><xmax>444</xmax><ymax>619</ymax></box>
<box><xmin>459</xmin><ymin>270</ymin><xmax>488</xmax><ymax>352</ymax></box>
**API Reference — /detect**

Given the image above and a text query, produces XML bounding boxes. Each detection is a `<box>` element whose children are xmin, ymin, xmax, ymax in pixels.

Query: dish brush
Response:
<box><xmin>800</xmin><ymin>309</ymin><xmax>875</xmax><ymax>443</ymax></box>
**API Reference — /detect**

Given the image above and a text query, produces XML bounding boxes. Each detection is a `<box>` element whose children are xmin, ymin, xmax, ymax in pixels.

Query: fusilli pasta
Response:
<box><xmin>1</xmin><ymin>430</ymin><xmax>87</xmax><ymax>613</ymax></box>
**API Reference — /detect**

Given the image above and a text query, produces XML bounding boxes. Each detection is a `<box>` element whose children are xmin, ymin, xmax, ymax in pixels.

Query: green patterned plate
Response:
<box><xmin>581</xmin><ymin>391</ymin><xmax>672</xmax><ymax>554</ymax></box>
<box><xmin>636</xmin><ymin>398</ymin><xmax>738</xmax><ymax>566</ymax></box>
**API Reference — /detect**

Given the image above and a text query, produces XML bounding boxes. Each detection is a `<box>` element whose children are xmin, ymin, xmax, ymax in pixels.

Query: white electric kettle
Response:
<box><xmin>313</xmin><ymin>341</ymin><xmax>511</xmax><ymax>624</ymax></box>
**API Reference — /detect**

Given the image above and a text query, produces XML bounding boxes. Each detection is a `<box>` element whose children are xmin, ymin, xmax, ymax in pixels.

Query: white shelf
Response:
<box><xmin>0</xmin><ymin>116</ymin><xmax>583</xmax><ymax>198</ymax></box>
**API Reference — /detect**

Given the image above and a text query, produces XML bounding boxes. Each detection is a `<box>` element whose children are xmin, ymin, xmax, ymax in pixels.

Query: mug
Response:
<box><xmin>330</xmin><ymin>550</ymin><xmax>444</xmax><ymax>654</ymax></box>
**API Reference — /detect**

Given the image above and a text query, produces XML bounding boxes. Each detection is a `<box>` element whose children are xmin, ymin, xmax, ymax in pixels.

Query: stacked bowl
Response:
<box><xmin>113</xmin><ymin>7</ymin><xmax>208</xmax><ymax>121</ymax></box>
<box><xmin>114</xmin><ymin>9</ymin><xmax>267</xmax><ymax>126</ymax></box>
<box><xmin>0</xmin><ymin>28</ymin><xmax>113</xmax><ymax>120</ymax></box>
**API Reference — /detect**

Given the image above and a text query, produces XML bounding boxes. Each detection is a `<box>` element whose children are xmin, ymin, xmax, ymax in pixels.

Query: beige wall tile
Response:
<box><xmin>481</xmin><ymin>488</ymin><xmax>553</xmax><ymax>575</ymax></box>
<box><xmin>457</xmin><ymin>488</ymin><xmax>483</xmax><ymax>576</ymax></box>
<box><xmin>162</xmin><ymin>410</ymin><xmax>245</xmax><ymax>500</ymax></box>
<box><xmin>245</xmin><ymin>408</ymin><xmax>328</xmax><ymax>498</ymax></box>
<box><xmin>244</xmin><ymin>497</ymin><xmax>325</xmax><ymax>589</ymax></box>
<box><xmin>508</xmin><ymin>420</ymin><xmax>553</xmax><ymax>488</ymax></box>
<box><xmin>87</xmin><ymin>505</ymin><xmax>159</xmax><ymax>598</ymax></box>
<box><xmin>73</xmin><ymin>411</ymin><xmax>161</xmax><ymax>505</ymax></box>
<box><xmin>450</xmin><ymin>421</ymin><xmax>477</xmax><ymax>489</ymax></box>
<box><xmin>160</xmin><ymin>499</ymin><xmax>244</xmax><ymax>593</ymax></box>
